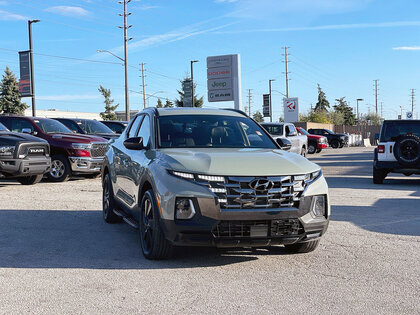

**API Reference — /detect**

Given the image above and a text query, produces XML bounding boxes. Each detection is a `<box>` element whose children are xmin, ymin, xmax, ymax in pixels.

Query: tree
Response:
<box><xmin>314</xmin><ymin>84</ymin><xmax>330</xmax><ymax>112</ymax></box>
<box><xmin>0</xmin><ymin>67</ymin><xmax>28</xmax><ymax>114</ymax></box>
<box><xmin>164</xmin><ymin>99</ymin><xmax>174</xmax><ymax>108</ymax></box>
<box><xmin>175</xmin><ymin>77</ymin><xmax>203</xmax><ymax>107</ymax></box>
<box><xmin>253</xmin><ymin>111</ymin><xmax>264</xmax><ymax>122</ymax></box>
<box><xmin>333</xmin><ymin>97</ymin><xmax>356</xmax><ymax>125</ymax></box>
<box><xmin>360</xmin><ymin>112</ymin><xmax>383</xmax><ymax>126</ymax></box>
<box><xmin>156</xmin><ymin>98</ymin><xmax>163</xmax><ymax>108</ymax></box>
<box><xmin>98</xmin><ymin>85</ymin><xmax>119</xmax><ymax>120</ymax></box>
<box><xmin>299</xmin><ymin>110</ymin><xmax>331</xmax><ymax>124</ymax></box>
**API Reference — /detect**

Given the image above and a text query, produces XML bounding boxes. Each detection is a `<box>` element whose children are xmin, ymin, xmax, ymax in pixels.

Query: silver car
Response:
<box><xmin>102</xmin><ymin>108</ymin><xmax>330</xmax><ymax>260</ymax></box>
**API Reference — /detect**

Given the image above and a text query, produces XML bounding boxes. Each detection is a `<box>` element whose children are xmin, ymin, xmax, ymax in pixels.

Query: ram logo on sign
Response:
<box><xmin>283</xmin><ymin>97</ymin><xmax>299</xmax><ymax>123</ymax></box>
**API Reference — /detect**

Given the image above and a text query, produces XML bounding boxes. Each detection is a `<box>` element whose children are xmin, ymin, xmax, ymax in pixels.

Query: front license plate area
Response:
<box><xmin>250</xmin><ymin>225</ymin><xmax>268</xmax><ymax>237</ymax></box>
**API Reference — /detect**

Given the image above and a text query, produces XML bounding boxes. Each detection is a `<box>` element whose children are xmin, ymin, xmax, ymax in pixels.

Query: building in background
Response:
<box><xmin>24</xmin><ymin>109</ymin><xmax>101</xmax><ymax>120</ymax></box>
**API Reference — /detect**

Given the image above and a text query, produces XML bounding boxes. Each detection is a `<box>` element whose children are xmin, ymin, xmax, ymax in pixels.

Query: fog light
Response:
<box><xmin>175</xmin><ymin>198</ymin><xmax>195</xmax><ymax>220</ymax></box>
<box><xmin>312</xmin><ymin>195</ymin><xmax>325</xmax><ymax>217</ymax></box>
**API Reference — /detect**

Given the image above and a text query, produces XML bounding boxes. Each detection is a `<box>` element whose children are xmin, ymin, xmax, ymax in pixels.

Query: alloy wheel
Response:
<box><xmin>50</xmin><ymin>159</ymin><xmax>65</xmax><ymax>178</ymax></box>
<box><xmin>141</xmin><ymin>198</ymin><xmax>154</xmax><ymax>254</ymax></box>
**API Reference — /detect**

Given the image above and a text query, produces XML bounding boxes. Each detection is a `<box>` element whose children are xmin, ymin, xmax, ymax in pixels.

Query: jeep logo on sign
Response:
<box><xmin>211</xmin><ymin>81</ymin><xmax>227</xmax><ymax>88</ymax></box>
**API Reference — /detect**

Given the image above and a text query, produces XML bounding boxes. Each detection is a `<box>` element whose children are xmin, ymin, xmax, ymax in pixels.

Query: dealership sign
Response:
<box><xmin>207</xmin><ymin>54</ymin><xmax>242</xmax><ymax>110</ymax></box>
<box><xmin>182</xmin><ymin>79</ymin><xmax>193</xmax><ymax>107</ymax></box>
<box><xmin>18</xmin><ymin>50</ymin><xmax>32</xmax><ymax>97</ymax></box>
<box><xmin>263</xmin><ymin>94</ymin><xmax>270</xmax><ymax>117</ymax></box>
<box><xmin>283</xmin><ymin>97</ymin><xmax>299</xmax><ymax>123</ymax></box>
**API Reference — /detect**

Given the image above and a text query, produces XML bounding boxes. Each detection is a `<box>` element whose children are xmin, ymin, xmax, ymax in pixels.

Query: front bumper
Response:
<box><xmin>68</xmin><ymin>156</ymin><xmax>104</xmax><ymax>173</ymax></box>
<box><xmin>317</xmin><ymin>143</ymin><xmax>328</xmax><ymax>149</ymax></box>
<box><xmin>0</xmin><ymin>156</ymin><xmax>51</xmax><ymax>178</ymax></box>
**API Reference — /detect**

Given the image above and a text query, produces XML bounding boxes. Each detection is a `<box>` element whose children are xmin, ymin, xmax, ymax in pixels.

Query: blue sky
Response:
<box><xmin>0</xmin><ymin>0</ymin><xmax>419</xmax><ymax>121</ymax></box>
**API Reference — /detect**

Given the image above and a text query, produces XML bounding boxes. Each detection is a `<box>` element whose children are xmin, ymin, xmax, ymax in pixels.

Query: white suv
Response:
<box><xmin>373</xmin><ymin>120</ymin><xmax>420</xmax><ymax>184</ymax></box>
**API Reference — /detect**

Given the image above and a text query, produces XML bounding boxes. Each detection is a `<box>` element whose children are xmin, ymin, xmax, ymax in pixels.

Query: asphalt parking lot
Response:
<box><xmin>0</xmin><ymin>147</ymin><xmax>419</xmax><ymax>314</ymax></box>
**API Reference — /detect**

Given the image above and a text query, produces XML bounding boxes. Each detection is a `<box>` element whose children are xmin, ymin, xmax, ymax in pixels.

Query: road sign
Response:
<box><xmin>406</xmin><ymin>111</ymin><xmax>413</xmax><ymax>119</ymax></box>
<box><xmin>18</xmin><ymin>50</ymin><xmax>32</xmax><ymax>97</ymax></box>
<box><xmin>263</xmin><ymin>94</ymin><xmax>270</xmax><ymax>117</ymax></box>
<box><xmin>207</xmin><ymin>54</ymin><xmax>242</xmax><ymax>109</ymax></box>
<box><xmin>182</xmin><ymin>79</ymin><xmax>193</xmax><ymax>107</ymax></box>
<box><xmin>283</xmin><ymin>97</ymin><xmax>299</xmax><ymax>123</ymax></box>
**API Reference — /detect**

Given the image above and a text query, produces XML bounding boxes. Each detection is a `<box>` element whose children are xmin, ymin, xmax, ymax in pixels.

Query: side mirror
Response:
<box><xmin>123</xmin><ymin>137</ymin><xmax>144</xmax><ymax>150</ymax></box>
<box><xmin>287</xmin><ymin>130</ymin><xmax>297</xmax><ymax>137</ymax></box>
<box><xmin>276</xmin><ymin>138</ymin><xmax>292</xmax><ymax>151</ymax></box>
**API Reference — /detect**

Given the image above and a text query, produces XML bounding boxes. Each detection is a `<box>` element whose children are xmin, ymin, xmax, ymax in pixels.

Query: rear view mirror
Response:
<box><xmin>276</xmin><ymin>138</ymin><xmax>292</xmax><ymax>151</ymax></box>
<box><xmin>123</xmin><ymin>137</ymin><xmax>144</xmax><ymax>150</ymax></box>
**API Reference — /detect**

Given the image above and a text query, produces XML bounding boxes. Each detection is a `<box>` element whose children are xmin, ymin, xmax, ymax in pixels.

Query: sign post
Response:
<box><xmin>18</xmin><ymin>50</ymin><xmax>32</xmax><ymax>97</ymax></box>
<box><xmin>283</xmin><ymin>97</ymin><xmax>299</xmax><ymax>123</ymax></box>
<box><xmin>207</xmin><ymin>54</ymin><xmax>242</xmax><ymax>110</ymax></box>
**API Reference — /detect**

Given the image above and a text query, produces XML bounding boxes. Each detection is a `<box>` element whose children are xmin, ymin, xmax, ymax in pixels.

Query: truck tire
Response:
<box><xmin>300</xmin><ymin>146</ymin><xmax>307</xmax><ymax>157</ymax></box>
<box><xmin>46</xmin><ymin>155</ymin><xmax>71</xmax><ymax>182</ymax></box>
<box><xmin>308</xmin><ymin>142</ymin><xmax>317</xmax><ymax>154</ymax></box>
<box><xmin>284</xmin><ymin>239</ymin><xmax>320</xmax><ymax>253</ymax></box>
<box><xmin>373</xmin><ymin>166</ymin><xmax>387</xmax><ymax>184</ymax></box>
<box><xmin>393</xmin><ymin>135</ymin><xmax>420</xmax><ymax>167</ymax></box>
<box><xmin>17</xmin><ymin>174</ymin><xmax>43</xmax><ymax>185</ymax></box>
<box><xmin>102</xmin><ymin>172</ymin><xmax>121</xmax><ymax>223</ymax></box>
<box><xmin>139</xmin><ymin>190</ymin><xmax>173</xmax><ymax>260</ymax></box>
<box><xmin>330</xmin><ymin>139</ymin><xmax>340</xmax><ymax>149</ymax></box>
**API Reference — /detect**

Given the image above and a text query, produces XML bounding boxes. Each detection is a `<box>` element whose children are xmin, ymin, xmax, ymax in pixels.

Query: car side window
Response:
<box><xmin>7</xmin><ymin>119</ymin><xmax>34</xmax><ymax>133</ymax></box>
<box><xmin>61</xmin><ymin>120</ymin><xmax>79</xmax><ymax>133</ymax></box>
<box><xmin>128</xmin><ymin>115</ymin><xmax>144</xmax><ymax>138</ymax></box>
<box><xmin>137</xmin><ymin>115</ymin><xmax>151</xmax><ymax>147</ymax></box>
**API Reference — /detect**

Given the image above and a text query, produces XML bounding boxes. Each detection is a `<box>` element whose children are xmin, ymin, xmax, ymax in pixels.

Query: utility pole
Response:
<box><xmin>282</xmin><ymin>47</ymin><xmax>290</xmax><ymax>98</ymax></box>
<box><xmin>28</xmin><ymin>20</ymin><xmax>40</xmax><ymax>117</ymax></box>
<box><xmin>356</xmin><ymin>98</ymin><xmax>363</xmax><ymax>121</ymax></box>
<box><xmin>141</xmin><ymin>63</ymin><xmax>146</xmax><ymax>109</ymax></box>
<box><xmin>190</xmin><ymin>60</ymin><xmax>198</xmax><ymax>107</ymax></box>
<box><xmin>247</xmin><ymin>89</ymin><xmax>252</xmax><ymax>116</ymax></box>
<box><xmin>374</xmin><ymin>79</ymin><xmax>379</xmax><ymax>115</ymax></box>
<box><xmin>119</xmin><ymin>0</ymin><xmax>132</xmax><ymax>121</ymax></box>
<box><xmin>269</xmin><ymin>79</ymin><xmax>275</xmax><ymax>122</ymax></box>
<box><xmin>410</xmin><ymin>89</ymin><xmax>415</xmax><ymax>113</ymax></box>
<box><xmin>380</xmin><ymin>102</ymin><xmax>383</xmax><ymax>118</ymax></box>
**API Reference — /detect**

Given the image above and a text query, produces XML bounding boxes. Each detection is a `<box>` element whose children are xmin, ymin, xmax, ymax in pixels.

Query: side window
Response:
<box><xmin>137</xmin><ymin>115</ymin><xmax>151</xmax><ymax>147</ymax></box>
<box><xmin>128</xmin><ymin>116</ymin><xmax>144</xmax><ymax>138</ymax></box>
<box><xmin>287</xmin><ymin>125</ymin><xmax>296</xmax><ymax>135</ymax></box>
<box><xmin>8</xmin><ymin>119</ymin><xmax>34</xmax><ymax>133</ymax></box>
<box><xmin>61</xmin><ymin>120</ymin><xmax>78</xmax><ymax>133</ymax></box>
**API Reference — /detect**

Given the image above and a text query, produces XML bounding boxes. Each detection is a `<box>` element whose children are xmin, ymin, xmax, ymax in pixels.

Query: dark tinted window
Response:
<box><xmin>158</xmin><ymin>115</ymin><xmax>277</xmax><ymax>149</ymax></box>
<box><xmin>380</xmin><ymin>121</ymin><xmax>420</xmax><ymax>142</ymax></box>
<box><xmin>59</xmin><ymin>120</ymin><xmax>81</xmax><ymax>133</ymax></box>
<box><xmin>285</xmin><ymin>124</ymin><xmax>296</xmax><ymax>135</ymax></box>
<box><xmin>137</xmin><ymin>115</ymin><xmax>151</xmax><ymax>147</ymax></box>
<box><xmin>104</xmin><ymin>122</ymin><xmax>125</xmax><ymax>134</ymax></box>
<box><xmin>128</xmin><ymin>116</ymin><xmax>144</xmax><ymax>138</ymax></box>
<box><xmin>0</xmin><ymin>122</ymin><xmax>8</xmax><ymax>131</ymax></box>
<box><xmin>34</xmin><ymin>119</ymin><xmax>72</xmax><ymax>134</ymax></box>
<box><xmin>297</xmin><ymin>128</ymin><xmax>309</xmax><ymax>136</ymax></box>
<box><xmin>2</xmin><ymin>118</ymin><xmax>34</xmax><ymax>133</ymax></box>
<box><xmin>77</xmin><ymin>120</ymin><xmax>113</xmax><ymax>134</ymax></box>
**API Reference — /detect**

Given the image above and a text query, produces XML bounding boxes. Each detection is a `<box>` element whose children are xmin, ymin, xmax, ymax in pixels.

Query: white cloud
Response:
<box><xmin>215</xmin><ymin>0</ymin><xmax>239</xmax><ymax>3</ymax></box>
<box><xmin>45</xmin><ymin>6</ymin><xmax>89</xmax><ymax>18</ymax></box>
<box><xmin>0</xmin><ymin>10</ymin><xmax>28</xmax><ymax>20</ymax></box>
<box><xmin>38</xmin><ymin>94</ymin><xmax>100</xmax><ymax>101</ymax></box>
<box><xmin>137</xmin><ymin>5</ymin><xmax>160</xmax><ymax>10</ymax></box>
<box><xmin>392</xmin><ymin>46</ymin><xmax>420</xmax><ymax>51</ymax></box>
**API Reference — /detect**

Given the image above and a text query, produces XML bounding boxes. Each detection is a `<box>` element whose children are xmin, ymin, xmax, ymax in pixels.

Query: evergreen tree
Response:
<box><xmin>252</xmin><ymin>111</ymin><xmax>264</xmax><ymax>122</ymax></box>
<box><xmin>164</xmin><ymin>99</ymin><xmax>174</xmax><ymax>108</ymax></box>
<box><xmin>333</xmin><ymin>97</ymin><xmax>356</xmax><ymax>125</ymax></box>
<box><xmin>0</xmin><ymin>67</ymin><xmax>28</xmax><ymax>114</ymax></box>
<box><xmin>175</xmin><ymin>77</ymin><xmax>203</xmax><ymax>107</ymax></box>
<box><xmin>98</xmin><ymin>85</ymin><xmax>119</xmax><ymax>120</ymax></box>
<box><xmin>314</xmin><ymin>84</ymin><xmax>330</xmax><ymax>112</ymax></box>
<box><xmin>156</xmin><ymin>98</ymin><xmax>163</xmax><ymax>108</ymax></box>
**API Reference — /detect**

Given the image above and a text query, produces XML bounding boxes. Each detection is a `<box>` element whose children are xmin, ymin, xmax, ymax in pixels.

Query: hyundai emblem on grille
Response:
<box><xmin>248</xmin><ymin>179</ymin><xmax>274</xmax><ymax>191</ymax></box>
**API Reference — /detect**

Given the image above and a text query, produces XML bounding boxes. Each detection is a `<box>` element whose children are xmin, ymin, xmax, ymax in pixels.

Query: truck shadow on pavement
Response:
<box><xmin>0</xmin><ymin>209</ymin><xmax>293</xmax><ymax>269</ymax></box>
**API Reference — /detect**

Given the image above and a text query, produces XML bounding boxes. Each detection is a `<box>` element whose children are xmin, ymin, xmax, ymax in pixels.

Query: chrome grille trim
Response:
<box><xmin>90</xmin><ymin>142</ymin><xmax>107</xmax><ymax>158</ymax></box>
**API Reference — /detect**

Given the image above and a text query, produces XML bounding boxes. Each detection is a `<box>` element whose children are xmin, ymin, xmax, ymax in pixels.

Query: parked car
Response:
<box><xmin>53</xmin><ymin>118</ymin><xmax>119</xmax><ymax>140</ymax></box>
<box><xmin>0</xmin><ymin>122</ymin><xmax>51</xmax><ymax>185</ymax></box>
<box><xmin>373</xmin><ymin>119</ymin><xmax>420</xmax><ymax>184</ymax></box>
<box><xmin>307</xmin><ymin>128</ymin><xmax>349</xmax><ymax>149</ymax></box>
<box><xmin>260</xmin><ymin>122</ymin><xmax>308</xmax><ymax>156</ymax></box>
<box><xmin>296</xmin><ymin>127</ymin><xmax>328</xmax><ymax>154</ymax></box>
<box><xmin>102</xmin><ymin>107</ymin><xmax>330</xmax><ymax>260</ymax></box>
<box><xmin>101</xmin><ymin>120</ymin><xmax>128</xmax><ymax>134</ymax></box>
<box><xmin>0</xmin><ymin>116</ymin><xmax>108</xmax><ymax>182</ymax></box>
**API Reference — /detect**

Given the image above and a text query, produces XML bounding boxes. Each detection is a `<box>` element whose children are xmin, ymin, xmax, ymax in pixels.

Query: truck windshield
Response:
<box><xmin>77</xmin><ymin>120</ymin><xmax>114</xmax><ymax>134</ymax></box>
<box><xmin>34</xmin><ymin>119</ymin><xmax>73</xmax><ymax>134</ymax></box>
<box><xmin>158</xmin><ymin>115</ymin><xmax>277</xmax><ymax>149</ymax></box>
<box><xmin>298</xmin><ymin>128</ymin><xmax>310</xmax><ymax>136</ymax></box>
<box><xmin>0</xmin><ymin>122</ymin><xmax>8</xmax><ymax>131</ymax></box>
<box><xmin>380</xmin><ymin>121</ymin><xmax>420</xmax><ymax>142</ymax></box>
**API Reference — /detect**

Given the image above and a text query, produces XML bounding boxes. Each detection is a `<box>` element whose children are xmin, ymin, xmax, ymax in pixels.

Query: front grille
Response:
<box><xmin>90</xmin><ymin>143</ymin><xmax>107</xmax><ymax>157</ymax></box>
<box><xmin>212</xmin><ymin>219</ymin><xmax>303</xmax><ymax>238</ymax></box>
<box><xmin>17</xmin><ymin>143</ymin><xmax>48</xmax><ymax>157</ymax></box>
<box><xmin>198</xmin><ymin>175</ymin><xmax>307</xmax><ymax>209</ymax></box>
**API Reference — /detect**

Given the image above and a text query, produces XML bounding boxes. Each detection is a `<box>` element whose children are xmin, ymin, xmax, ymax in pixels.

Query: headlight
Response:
<box><xmin>170</xmin><ymin>170</ymin><xmax>194</xmax><ymax>179</ymax></box>
<box><xmin>71</xmin><ymin>143</ymin><xmax>91</xmax><ymax>150</ymax></box>
<box><xmin>169</xmin><ymin>171</ymin><xmax>225</xmax><ymax>182</ymax></box>
<box><xmin>0</xmin><ymin>145</ymin><xmax>15</xmax><ymax>156</ymax></box>
<box><xmin>294</xmin><ymin>170</ymin><xmax>321</xmax><ymax>183</ymax></box>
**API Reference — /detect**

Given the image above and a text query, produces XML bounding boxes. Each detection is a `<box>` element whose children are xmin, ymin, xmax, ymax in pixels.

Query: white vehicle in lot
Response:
<box><xmin>373</xmin><ymin>119</ymin><xmax>420</xmax><ymax>184</ymax></box>
<box><xmin>260</xmin><ymin>123</ymin><xmax>308</xmax><ymax>156</ymax></box>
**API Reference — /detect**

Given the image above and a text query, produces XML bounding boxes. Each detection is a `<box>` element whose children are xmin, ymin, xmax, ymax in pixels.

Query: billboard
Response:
<box><xmin>283</xmin><ymin>97</ymin><xmax>299</xmax><ymax>123</ymax></box>
<box><xmin>262</xmin><ymin>94</ymin><xmax>270</xmax><ymax>117</ymax></box>
<box><xmin>182</xmin><ymin>79</ymin><xmax>193</xmax><ymax>107</ymax></box>
<box><xmin>18</xmin><ymin>50</ymin><xmax>32</xmax><ymax>97</ymax></box>
<box><xmin>207</xmin><ymin>54</ymin><xmax>242</xmax><ymax>109</ymax></box>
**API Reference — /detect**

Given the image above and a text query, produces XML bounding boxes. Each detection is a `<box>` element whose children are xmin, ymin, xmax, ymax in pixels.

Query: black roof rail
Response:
<box><xmin>222</xmin><ymin>108</ymin><xmax>248</xmax><ymax>117</ymax></box>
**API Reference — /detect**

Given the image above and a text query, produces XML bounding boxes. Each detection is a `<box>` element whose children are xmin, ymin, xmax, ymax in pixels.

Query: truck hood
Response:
<box><xmin>0</xmin><ymin>131</ymin><xmax>48</xmax><ymax>145</ymax></box>
<box><xmin>48</xmin><ymin>133</ymin><xmax>107</xmax><ymax>143</ymax></box>
<box><xmin>158</xmin><ymin>148</ymin><xmax>320</xmax><ymax>176</ymax></box>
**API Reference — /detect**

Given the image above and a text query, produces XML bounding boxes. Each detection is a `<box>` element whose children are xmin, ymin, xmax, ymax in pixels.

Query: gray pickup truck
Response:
<box><xmin>261</xmin><ymin>123</ymin><xmax>308</xmax><ymax>156</ymax></box>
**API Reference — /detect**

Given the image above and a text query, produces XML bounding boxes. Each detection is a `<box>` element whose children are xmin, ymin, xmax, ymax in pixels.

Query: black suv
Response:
<box><xmin>0</xmin><ymin>122</ymin><xmax>51</xmax><ymax>185</ymax></box>
<box><xmin>308</xmin><ymin>128</ymin><xmax>349</xmax><ymax>149</ymax></box>
<box><xmin>53</xmin><ymin>118</ymin><xmax>119</xmax><ymax>140</ymax></box>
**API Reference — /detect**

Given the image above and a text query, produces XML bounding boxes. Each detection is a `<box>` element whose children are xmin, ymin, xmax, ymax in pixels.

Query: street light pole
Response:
<box><xmin>356</xmin><ymin>98</ymin><xmax>363</xmax><ymax>121</ymax></box>
<box><xmin>28</xmin><ymin>19</ymin><xmax>40</xmax><ymax>117</ymax></box>
<box><xmin>269</xmin><ymin>79</ymin><xmax>275</xmax><ymax>122</ymax></box>
<box><xmin>190</xmin><ymin>60</ymin><xmax>198</xmax><ymax>107</ymax></box>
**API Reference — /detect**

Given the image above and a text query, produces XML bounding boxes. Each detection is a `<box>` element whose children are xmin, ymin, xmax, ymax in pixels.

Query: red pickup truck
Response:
<box><xmin>0</xmin><ymin>116</ymin><xmax>108</xmax><ymax>182</ymax></box>
<box><xmin>296</xmin><ymin>127</ymin><xmax>328</xmax><ymax>154</ymax></box>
